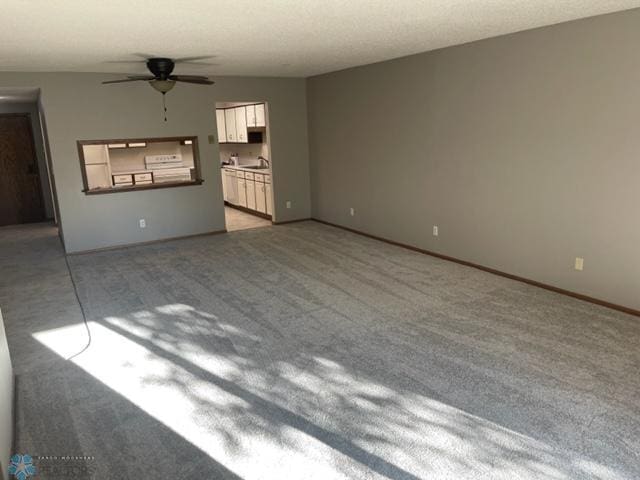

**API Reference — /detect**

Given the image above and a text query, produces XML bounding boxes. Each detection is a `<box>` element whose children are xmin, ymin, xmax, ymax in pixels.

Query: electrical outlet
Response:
<box><xmin>139</xmin><ymin>219</ymin><xmax>146</xmax><ymax>229</ymax></box>
<box><xmin>286</xmin><ymin>201</ymin><xmax>292</xmax><ymax>209</ymax></box>
<box><xmin>433</xmin><ymin>225</ymin><xmax>439</xmax><ymax>236</ymax></box>
<box><xmin>350</xmin><ymin>207</ymin><xmax>355</xmax><ymax>216</ymax></box>
<box><xmin>574</xmin><ymin>257</ymin><xmax>584</xmax><ymax>271</ymax></box>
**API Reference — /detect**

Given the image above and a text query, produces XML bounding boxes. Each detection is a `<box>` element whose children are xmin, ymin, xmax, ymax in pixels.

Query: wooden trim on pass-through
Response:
<box><xmin>311</xmin><ymin>218</ymin><xmax>640</xmax><ymax>318</ymax></box>
<box><xmin>77</xmin><ymin>136</ymin><xmax>203</xmax><ymax>195</ymax></box>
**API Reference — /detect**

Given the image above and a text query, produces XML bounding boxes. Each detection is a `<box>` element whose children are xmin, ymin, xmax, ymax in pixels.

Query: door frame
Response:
<box><xmin>215</xmin><ymin>101</ymin><xmax>276</xmax><ymax>230</ymax></box>
<box><xmin>0</xmin><ymin>113</ymin><xmax>47</xmax><ymax>225</ymax></box>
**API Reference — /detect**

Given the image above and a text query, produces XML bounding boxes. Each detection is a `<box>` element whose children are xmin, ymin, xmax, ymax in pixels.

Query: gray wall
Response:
<box><xmin>307</xmin><ymin>9</ymin><xmax>640</xmax><ymax>311</ymax></box>
<box><xmin>0</xmin><ymin>309</ymin><xmax>13</xmax><ymax>480</ymax></box>
<box><xmin>0</xmin><ymin>102</ymin><xmax>54</xmax><ymax>219</ymax></box>
<box><xmin>0</xmin><ymin>73</ymin><xmax>311</xmax><ymax>252</ymax></box>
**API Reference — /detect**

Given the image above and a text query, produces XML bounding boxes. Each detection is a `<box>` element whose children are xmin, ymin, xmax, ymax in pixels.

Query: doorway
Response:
<box><xmin>215</xmin><ymin>101</ymin><xmax>275</xmax><ymax>232</ymax></box>
<box><xmin>0</xmin><ymin>114</ymin><xmax>46</xmax><ymax>226</ymax></box>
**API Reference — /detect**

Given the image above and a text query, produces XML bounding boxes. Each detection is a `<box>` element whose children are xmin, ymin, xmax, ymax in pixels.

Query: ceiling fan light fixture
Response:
<box><xmin>149</xmin><ymin>79</ymin><xmax>175</xmax><ymax>93</ymax></box>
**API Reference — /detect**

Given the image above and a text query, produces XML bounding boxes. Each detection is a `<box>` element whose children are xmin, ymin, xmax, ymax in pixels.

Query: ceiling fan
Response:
<box><xmin>102</xmin><ymin>56</ymin><xmax>215</xmax><ymax>120</ymax></box>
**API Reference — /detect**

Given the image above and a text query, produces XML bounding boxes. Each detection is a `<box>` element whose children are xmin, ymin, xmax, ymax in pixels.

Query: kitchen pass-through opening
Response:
<box><xmin>216</xmin><ymin>101</ymin><xmax>274</xmax><ymax>232</ymax></box>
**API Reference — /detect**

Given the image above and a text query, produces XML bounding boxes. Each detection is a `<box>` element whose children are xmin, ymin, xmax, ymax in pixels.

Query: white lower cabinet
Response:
<box><xmin>222</xmin><ymin>172</ymin><xmax>228</xmax><ymax>201</ymax></box>
<box><xmin>223</xmin><ymin>168</ymin><xmax>271</xmax><ymax>216</ymax></box>
<box><xmin>223</xmin><ymin>168</ymin><xmax>238</xmax><ymax>205</ymax></box>
<box><xmin>265</xmin><ymin>180</ymin><xmax>272</xmax><ymax>215</ymax></box>
<box><xmin>255</xmin><ymin>181</ymin><xmax>267</xmax><ymax>213</ymax></box>
<box><xmin>237</xmin><ymin>177</ymin><xmax>247</xmax><ymax>207</ymax></box>
<box><xmin>246</xmin><ymin>178</ymin><xmax>256</xmax><ymax>210</ymax></box>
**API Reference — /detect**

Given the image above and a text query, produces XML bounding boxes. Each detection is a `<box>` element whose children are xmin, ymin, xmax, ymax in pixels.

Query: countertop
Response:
<box><xmin>222</xmin><ymin>165</ymin><xmax>271</xmax><ymax>174</ymax></box>
<box><xmin>111</xmin><ymin>167</ymin><xmax>195</xmax><ymax>175</ymax></box>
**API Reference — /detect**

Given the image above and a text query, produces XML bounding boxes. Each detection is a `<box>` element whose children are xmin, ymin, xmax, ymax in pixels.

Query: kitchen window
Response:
<box><xmin>77</xmin><ymin>136</ymin><xmax>203</xmax><ymax>194</ymax></box>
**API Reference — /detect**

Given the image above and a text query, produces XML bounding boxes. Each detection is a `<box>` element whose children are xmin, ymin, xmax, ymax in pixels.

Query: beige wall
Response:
<box><xmin>307</xmin><ymin>9</ymin><xmax>640</xmax><ymax>311</ymax></box>
<box><xmin>0</xmin><ymin>73</ymin><xmax>311</xmax><ymax>252</ymax></box>
<box><xmin>0</xmin><ymin>309</ymin><xmax>13</xmax><ymax>480</ymax></box>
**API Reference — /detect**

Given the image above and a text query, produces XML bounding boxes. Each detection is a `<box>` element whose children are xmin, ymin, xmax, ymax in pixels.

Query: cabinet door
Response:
<box><xmin>86</xmin><ymin>164</ymin><xmax>111</xmax><ymax>189</ymax></box>
<box><xmin>245</xmin><ymin>105</ymin><xmax>256</xmax><ymax>127</ymax></box>
<box><xmin>255</xmin><ymin>181</ymin><xmax>267</xmax><ymax>213</ymax></box>
<box><xmin>216</xmin><ymin>110</ymin><xmax>227</xmax><ymax>143</ymax></box>
<box><xmin>224</xmin><ymin>109</ymin><xmax>237</xmax><ymax>142</ymax></box>
<box><xmin>265</xmin><ymin>182</ymin><xmax>272</xmax><ymax>215</ymax></box>
<box><xmin>227</xmin><ymin>172</ymin><xmax>238</xmax><ymax>204</ymax></box>
<box><xmin>237</xmin><ymin>178</ymin><xmax>247</xmax><ymax>207</ymax></box>
<box><xmin>255</xmin><ymin>104</ymin><xmax>266</xmax><ymax>127</ymax></box>
<box><xmin>221</xmin><ymin>170</ymin><xmax>228</xmax><ymax>201</ymax></box>
<box><xmin>235</xmin><ymin>106</ymin><xmax>248</xmax><ymax>143</ymax></box>
<box><xmin>246</xmin><ymin>179</ymin><xmax>256</xmax><ymax>210</ymax></box>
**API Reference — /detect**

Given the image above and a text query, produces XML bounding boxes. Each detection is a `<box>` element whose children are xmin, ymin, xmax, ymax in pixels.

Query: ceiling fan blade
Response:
<box><xmin>102</xmin><ymin>76</ymin><xmax>154</xmax><ymax>84</ymax></box>
<box><xmin>132</xmin><ymin>52</ymin><xmax>157</xmax><ymax>60</ymax></box>
<box><xmin>170</xmin><ymin>75</ymin><xmax>215</xmax><ymax>85</ymax></box>
<box><xmin>178</xmin><ymin>61</ymin><xmax>221</xmax><ymax>66</ymax></box>
<box><xmin>169</xmin><ymin>75</ymin><xmax>210</xmax><ymax>80</ymax></box>
<box><xmin>174</xmin><ymin>55</ymin><xmax>216</xmax><ymax>63</ymax></box>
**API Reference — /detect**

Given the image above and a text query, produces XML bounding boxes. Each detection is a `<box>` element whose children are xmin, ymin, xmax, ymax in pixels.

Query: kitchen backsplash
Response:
<box><xmin>219</xmin><ymin>143</ymin><xmax>269</xmax><ymax>165</ymax></box>
<box><xmin>110</xmin><ymin>142</ymin><xmax>195</xmax><ymax>173</ymax></box>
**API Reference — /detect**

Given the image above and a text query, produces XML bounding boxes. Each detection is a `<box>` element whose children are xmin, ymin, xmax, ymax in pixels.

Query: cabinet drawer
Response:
<box><xmin>244</xmin><ymin>172</ymin><xmax>255</xmax><ymax>180</ymax></box>
<box><xmin>236</xmin><ymin>171</ymin><xmax>245</xmax><ymax>179</ymax></box>
<box><xmin>113</xmin><ymin>174</ymin><xmax>133</xmax><ymax>184</ymax></box>
<box><xmin>254</xmin><ymin>173</ymin><xmax>264</xmax><ymax>182</ymax></box>
<box><xmin>134</xmin><ymin>173</ymin><xmax>153</xmax><ymax>182</ymax></box>
<box><xmin>264</xmin><ymin>174</ymin><xmax>271</xmax><ymax>183</ymax></box>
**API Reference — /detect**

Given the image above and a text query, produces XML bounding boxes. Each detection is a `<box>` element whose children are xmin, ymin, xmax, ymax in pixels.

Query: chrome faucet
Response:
<box><xmin>258</xmin><ymin>156</ymin><xmax>270</xmax><ymax>169</ymax></box>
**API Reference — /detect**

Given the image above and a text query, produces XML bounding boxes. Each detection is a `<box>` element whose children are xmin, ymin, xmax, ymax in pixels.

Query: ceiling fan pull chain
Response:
<box><xmin>162</xmin><ymin>92</ymin><xmax>168</xmax><ymax>122</ymax></box>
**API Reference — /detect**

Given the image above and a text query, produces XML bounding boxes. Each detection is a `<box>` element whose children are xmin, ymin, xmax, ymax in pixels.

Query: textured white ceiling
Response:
<box><xmin>1</xmin><ymin>1</ymin><xmax>639</xmax><ymax>78</ymax></box>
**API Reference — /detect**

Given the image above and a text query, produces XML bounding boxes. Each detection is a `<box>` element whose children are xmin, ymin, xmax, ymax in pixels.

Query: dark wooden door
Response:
<box><xmin>0</xmin><ymin>114</ymin><xmax>45</xmax><ymax>226</ymax></box>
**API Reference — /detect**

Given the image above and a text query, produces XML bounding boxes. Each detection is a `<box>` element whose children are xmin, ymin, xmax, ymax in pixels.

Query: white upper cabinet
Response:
<box><xmin>224</xmin><ymin>108</ymin><xmax>237</xmax><ymax>142</ymax></box>
<box><xmin>235</xmin><ymin>106</ymin><xmax>248</xmax><ymax>143</ymax></box>
<box><xmin>245</xmin><ymin>104</ymin><xmax>257</xmax><ymax>127</ymax></box>
<box><xmin>216</xmin><ymin>110</ymin><xmax>227</xmax><ymax>143</ymax></box>
<box><xmin>217</xmin><ymin>104</ymin><xmax>265</xmax><ymax>143</ymax></box>
<box><xmin>255</xmin><ymin>104</ymin><xmax>266</xmax><ymax>127</ymax></box>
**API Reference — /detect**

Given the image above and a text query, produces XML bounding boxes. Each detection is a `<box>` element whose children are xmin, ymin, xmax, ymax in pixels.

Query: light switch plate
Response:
<box><xmin>139</xmin><ymin>219</ymin><xmax>146</xmax><ymax>229</ymax></box>
<box><xmin>208</xmin><ymin>134</ymin><xmax>215</xmax><ymax>144</ymax></box>
<box><xmin>433</xmin><ymin>225</ymin><xmax>439</xmax><ymax>236</ymax></box>
<box><xmin>574</xmin><ymin>257</ymin><xmax>584</xmax><ymax>271</ymax></box>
